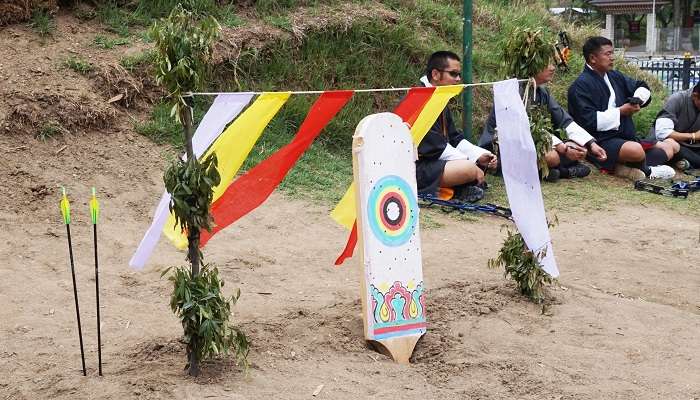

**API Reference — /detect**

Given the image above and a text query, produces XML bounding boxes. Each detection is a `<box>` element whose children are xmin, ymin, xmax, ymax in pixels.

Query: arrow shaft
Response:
<box><xmin>66</xmin><ymin>224</ymin><xmax>86</xmax><ymax>376</ymax></box>
<box><xmin>93</xmin><ymin>224</ymin><xmax>102</xmax><ymax>376</ymax></box>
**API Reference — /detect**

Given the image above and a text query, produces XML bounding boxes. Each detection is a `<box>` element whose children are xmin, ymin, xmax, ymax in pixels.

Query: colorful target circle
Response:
<box><xmin>367</xmin><ymin>175</ymin><xmax>417</xmax><ymax>246</ymax></box>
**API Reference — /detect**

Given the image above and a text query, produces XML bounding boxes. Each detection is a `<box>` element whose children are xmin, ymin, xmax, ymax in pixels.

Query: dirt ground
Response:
<box><xmin>2</xmin><ymin>13</ymin><xmax>700</xmax><ymax>400</ymax></box>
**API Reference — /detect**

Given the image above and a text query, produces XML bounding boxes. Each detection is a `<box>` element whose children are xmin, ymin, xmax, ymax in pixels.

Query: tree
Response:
<box><xmin>151</xmin><ymin>5</ymin><xmax>248</xmax><ymax>376</ymax></box>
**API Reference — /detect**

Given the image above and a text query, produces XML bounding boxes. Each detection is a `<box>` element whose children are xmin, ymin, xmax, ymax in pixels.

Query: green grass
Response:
<box><xmin>96</xmin><ymin>2</ymin><xmax>148</xmax><ymax>37</ymax></box>
<box><xmin>35</xmin><ymin>121</ymin><xmax>64</xmax><ymax>141</ymax></box>
<box><xmin>263</xmin><ymin>15</ymin><xmax>292</xmax><ymax>31</ymax></box>
<box><xmin>134</xmin><ymin>102</ymin><xmax>184</xmax><ymax>147</ymax></box>
<box><xmin>28</xmin><ymin>10</ymin><xmax>56</xmax><ymax>37</ymax></box>
<box><xmin>481</xmin><ymin>171</ymin><xmax>700</xmax><ymax>218</ymax></box>
<box><xmin>119</xmin><ymin>51</ymin><xmax>155</xmax><ymax>72</ymax></box>
<box><xmin>134</xmin><ymin>99</ymin><xmax>210</xmax><ymax>148</ymax></box>
<box><xmin>64</xmin><ymin>56</ymin><xmax>94</xmax><ymax>74</ymax></box>
<box><xmin>94</xmin><ymin>35</ymin><xmax>130</xmax><ymax>49</ymax></box>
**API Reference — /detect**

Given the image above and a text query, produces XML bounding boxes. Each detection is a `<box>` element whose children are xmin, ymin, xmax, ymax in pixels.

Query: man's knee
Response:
<box><xmin>620</xmin><ymin>141</ymin><xmax>645</xmax><ymax>161</ymax></box>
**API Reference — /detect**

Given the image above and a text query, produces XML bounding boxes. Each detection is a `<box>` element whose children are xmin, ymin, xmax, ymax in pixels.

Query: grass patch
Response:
<box><xmin>481</xmin><ymin>170</ymin><xmax>700</xmax><ymax>218</ymax></box>
<box><xmin>94</xmin><ymin>35</ymin><xmax>130</xmax><ymax>49</ymax></box>
<box><xmin>134</xmin><ymin>99</ymin><xmax>210</xmax><ymax>148</ymax></box>
<box><xmin>219</xmin><ymin>10</ymin><xmax>245</xmax><ymax>28</ymax></box>
<box><xmin>96</xmin><ymin>2</ymin><xmax>148</xmax><ymax>37</ymax></box>
<box><xmin>420</xmin><ymin>210</ymin><xmax>445</xmax><ymax>229</ymax></box>
<box><xmin>64</xmin><ymin>56</ymin><xmax>94</xmax><ymax>74</ymax></box>
<box><xmin>263</xmin><ymin>15</ymin><xmax>292</xmax><ymax>31</ymax></box>
<box><xmin>134</xmin><ymin>102</ymin><xmax>183</xmax><ymax>147</ymax></box>
<box><xmin>28</xmin><ymin>10</ymin><xmax>56</xmax><ymax>37</ymax></box>
<box><xmin>35</xmin><ymin>121</ymin><xmax>65</xmax><ymax>141</ymax></box>
<box><xmin>119</xmin><ymin>51</ymin><xmax>155</xmax><ymax>72</ymax></box>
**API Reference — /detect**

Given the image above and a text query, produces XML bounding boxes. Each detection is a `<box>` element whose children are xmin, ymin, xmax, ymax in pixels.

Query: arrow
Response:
<box><xmin>60</xmin><ymin>187</ymin><xmax>86</xmax><ymax>376</ymax></box>
<box><xmin>90</xmin><ymin>187</ymin><xmax>103</xmax><ymax>376</ymax></box>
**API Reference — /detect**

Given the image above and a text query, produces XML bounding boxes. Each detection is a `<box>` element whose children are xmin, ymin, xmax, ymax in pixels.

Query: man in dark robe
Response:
<box><xmin>567</xmin><ymin>36</ymin><xmax>678</xmax><ymax>180</ymax></box>
<box><xmin>480</xmin><ymin>63</ymin><xmax>608</xmax><ymax>182</ymax></box>
<box><xmin>652</xmin><ymin>83</ymin><xmax>700</xmax><ymax>169</ymax></box>
<box><xmin>416</xmin><ymin>51</ymin><xmax>497</xmax><ymax>202</ymax></box>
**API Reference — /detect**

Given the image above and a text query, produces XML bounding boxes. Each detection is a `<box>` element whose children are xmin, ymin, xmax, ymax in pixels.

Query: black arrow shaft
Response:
<box><xmin>93</xmin><ymin>223</ymin><xmax>102</xmax><ymax>376</ymax></box>
<box><xmin>66</xmin><ymin>224</ymin><xmax>86</xmax><ymax>376</ymax></box>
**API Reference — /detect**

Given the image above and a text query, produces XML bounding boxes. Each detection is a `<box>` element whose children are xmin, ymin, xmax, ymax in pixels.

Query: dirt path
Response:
<box><xmin>1</xmin><ymin>129</ymin><xmax>699</xmax><ymax>399</ymax></box>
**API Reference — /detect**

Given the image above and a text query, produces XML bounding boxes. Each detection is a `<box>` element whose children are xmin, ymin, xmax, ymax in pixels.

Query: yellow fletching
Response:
<box><xmin>90</xmin><ymin>187</ymin><xmax>99</xmax><ymax>225</ymax></box>
<box><xmin>60</xmin><ymin>187</ymin><xmax>71</xmax><ymax>225</ymax></box>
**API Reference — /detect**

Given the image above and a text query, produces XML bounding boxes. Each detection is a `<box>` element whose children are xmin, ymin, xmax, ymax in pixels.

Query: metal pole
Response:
<box><xmin>462</xmin><ymin>0</ymin><xmax>474</xmax><ymax>142</ymax></box>
<box><xmin>652</xmin><ymin>0</ymin><xmax>657</xmax><ymax>55</ymax></box>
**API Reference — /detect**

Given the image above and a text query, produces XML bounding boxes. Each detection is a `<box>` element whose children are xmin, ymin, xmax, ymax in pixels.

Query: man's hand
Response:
<box><xmin>477</xmin><ymin>152</ymin><xmax>498</xmax><ymax>171</ymax></box>
<box><xmin>619</xmin><ymin>103</ymin><xmax>641</xmax><ymax>116</ymax></box>
<box><xmin>564</xmin><ymin>142</ymin><xmax>587</xmax><ymax>161</ymax></box>
<box><xmin>588</xmin><ymin>142</ymin><xmax>607</xmax><ymax>161</ymax></box>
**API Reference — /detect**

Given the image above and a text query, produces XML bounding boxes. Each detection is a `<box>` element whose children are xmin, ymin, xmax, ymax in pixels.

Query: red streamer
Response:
<box><xmin>200</xmin><ymin>90</ymin><xmax>355</xmax><ymax>247</ymax></box>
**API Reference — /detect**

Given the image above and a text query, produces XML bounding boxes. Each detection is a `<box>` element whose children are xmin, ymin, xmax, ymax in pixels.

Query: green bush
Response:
<box><xmin>488</xmin><ymin>227</ymin><xmax>554</xmax><ymax>303</ymax></box>
<box><xmin>164</xmin><ymin>265</ymin><xmax>249</xmax><ymax>369</ymax></box>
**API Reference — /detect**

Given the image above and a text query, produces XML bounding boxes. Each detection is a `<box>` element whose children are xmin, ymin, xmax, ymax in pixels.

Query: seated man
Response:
<box><xmin>652</xmin><ymin>82</ymin><xmax>700</xmax><ymax>169</ymax></box>
<box><xmin>567</xmin><ymin>36</ymin><xmax>678</xmax><ymax>180</ymax></box>
<box><xmin>479</xmin><ymin>62</ymin><xmax>608</xmax><ymax>182</ymax></box>
<box><xmin>417</xmin><ymin>51</ymin><xmax>497</xmax><ymax>202</ymax></box>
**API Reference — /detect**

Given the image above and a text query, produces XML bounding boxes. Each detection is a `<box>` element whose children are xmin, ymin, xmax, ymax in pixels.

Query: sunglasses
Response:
<box><xmin>438</xmin><ymin>69</ymin><xmax>461</xmax><ymax>78</ymax></box>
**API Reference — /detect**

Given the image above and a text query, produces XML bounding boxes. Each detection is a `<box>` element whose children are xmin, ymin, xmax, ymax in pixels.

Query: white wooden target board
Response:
<box><xmin>352</xmin><ymin>112</ymin><xmax>425</xmax><ymax>364</ymax></box>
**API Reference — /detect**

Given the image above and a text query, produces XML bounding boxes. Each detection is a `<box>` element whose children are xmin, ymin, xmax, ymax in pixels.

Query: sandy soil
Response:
<box><xmin>2</xmin><ymin>12</ymin><xmax>700</xmax><ymax>400</ymax></box>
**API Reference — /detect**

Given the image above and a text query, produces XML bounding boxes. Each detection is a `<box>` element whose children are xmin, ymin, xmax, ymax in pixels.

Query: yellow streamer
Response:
<box><xmin>330</xmin><ymin>85</ymin><xmax>463</xmax><ymax>229</ymax></box>
<box><xmin>164</xmin><ymin>92</ymin><xmax>291</xmax><ymax>248</ymax></box>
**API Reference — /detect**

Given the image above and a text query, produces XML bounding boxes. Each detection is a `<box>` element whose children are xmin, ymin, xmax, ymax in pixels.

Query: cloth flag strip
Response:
<box><xmin>333</xmin><ymin>85</ymin><xmax>464</xmax><ymax>265</ymax></box>
<box><xmin>129</xmin><ymin>85</ymin><xmax>467</xmax><ymax>269</ymax></box>
<box><xmin>493</xmin><ymin>79</ymin><xmax>559</xmax><ymax>277</ymax></box>
<box><xmin>199</xmin><ymin>90</ymin><xmax>355</xmax><ymax>247</ymax></box>
<box><xmin>163</xmin><ymin>92</ymin><xmax>291</xmax><ymax>250</ymax></box>
<box><xmin>129</xmin><ymin>93</ymin><xmax>253</xmax><ymax>269</ymax></box>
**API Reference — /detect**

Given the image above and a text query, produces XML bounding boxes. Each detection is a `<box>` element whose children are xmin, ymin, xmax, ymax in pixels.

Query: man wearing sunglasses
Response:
<box><xmin>416</xmin><ymin>51</ymin><xmax>497</xmax><ymax>202</ymax></box>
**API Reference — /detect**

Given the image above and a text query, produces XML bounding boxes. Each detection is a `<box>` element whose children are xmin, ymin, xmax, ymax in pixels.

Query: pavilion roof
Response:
<box><xmin>589</xmin><ymin>0</ymin><xmax>670</xmax><ymax>14</ymax></box>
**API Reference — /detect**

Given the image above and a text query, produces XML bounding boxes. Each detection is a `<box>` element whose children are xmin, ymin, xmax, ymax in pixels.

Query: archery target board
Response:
<box><xmin>352</xmin><ymin>112</ymin><xmax>425</xmax><ymax>363</ymax></box>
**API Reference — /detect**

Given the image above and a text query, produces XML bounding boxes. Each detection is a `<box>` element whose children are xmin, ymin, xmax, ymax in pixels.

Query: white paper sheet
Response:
<box><xmin>493</xmin><ymin>79</ymin><xmax>559</xmax><ymax>277</ymax></box>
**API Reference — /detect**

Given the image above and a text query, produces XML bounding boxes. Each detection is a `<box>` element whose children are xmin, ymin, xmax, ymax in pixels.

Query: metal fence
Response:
<box><xmin>628</xmin><ymin>57</ymin><xmax>700</xmax><ymax>94</ymax></box>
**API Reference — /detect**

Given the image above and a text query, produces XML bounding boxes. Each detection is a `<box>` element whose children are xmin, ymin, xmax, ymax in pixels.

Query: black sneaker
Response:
<box><xmin>454</xmin><ymin>186</ymin><xmax>484</xmax><ymax>203</ymax></box>
<box><xmin>564</xmin><ymin>163</ymin><xmax>591</xmax><ymax>178</ymax></box>
<box><xmin>543</xmin><ymin>168</ymin><xmax>560</xmax><ymax>182</ymax></box>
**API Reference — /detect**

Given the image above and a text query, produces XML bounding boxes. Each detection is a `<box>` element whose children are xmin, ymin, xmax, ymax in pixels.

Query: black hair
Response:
<box><xmin>425</xmin><ymin>51</ymin><xmax>461</xmax><ymax>82</ymax></box>
<box><xmin>582</xmin><ymin>36</ymin><xmax>613</xmax><ymax>63</ymax></box>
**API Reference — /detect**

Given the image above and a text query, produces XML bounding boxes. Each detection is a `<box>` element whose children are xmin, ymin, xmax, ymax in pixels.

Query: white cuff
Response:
<box><xmin>456</xmin><ymin>139</ymin><xmax>489</xmax><ymax>161</ymax></box>
<box><xmin>597</xmin><ymin>107</ymin><xmax>621</xmax><ymax>131</ymax></box>
<box><xmin>439</xmin><ymin>143</ymin><xmax>469</xmax><ymax>161</ymax></box>
<box><xmin>633</xmin><ymin>87</ymin><xmax>651</xmax><ymax>103</ymax></box>
<box><xmin>564</xmin><ymin>122</ymin><xmax>594</xmax><ymax>146</ymax></box>
<box><xmin>654</xmin><ymin>117</ymin><xmax>674</xmax><ymax>140</ymax></box>
<box><xmin>551</xmin><ymin>134</ymin><xmax>563</xmax><ymax>147</ymax></box>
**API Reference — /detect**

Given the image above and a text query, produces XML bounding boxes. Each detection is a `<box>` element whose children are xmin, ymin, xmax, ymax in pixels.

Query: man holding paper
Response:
<box><xmin>567</xmin><ymin>36</ymin><xmax>678</xmax><ymax>180</ymax></box>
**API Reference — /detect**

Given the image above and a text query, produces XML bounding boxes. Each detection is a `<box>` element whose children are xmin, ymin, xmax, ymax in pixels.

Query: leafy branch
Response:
<box><xmin>164</xmin><ymin>265</ymin><xmax>250</xmax><ymax>368</ymax></box>
<box><xmin>488</xmin><ymin>222</ymin><xmax>557</xmax><ymax>304</ymax></box>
